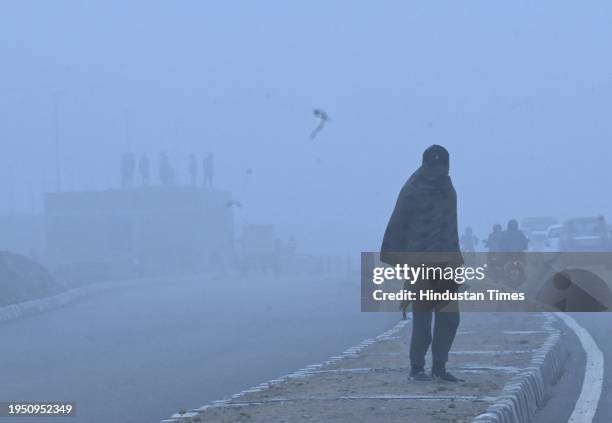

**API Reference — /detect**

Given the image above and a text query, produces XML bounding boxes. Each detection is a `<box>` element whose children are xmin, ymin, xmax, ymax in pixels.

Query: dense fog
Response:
<box><xmin>2</xmin><ymin>1</ymin><xmax>612</xmax><ymax>254</ymax></box>
<box><xmin>2</xmin><ymin>2</ymin><xmax>612</xmax><ymax>423</ymax></box>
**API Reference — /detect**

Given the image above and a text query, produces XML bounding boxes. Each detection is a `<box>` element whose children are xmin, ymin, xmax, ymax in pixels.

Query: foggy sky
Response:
<box><xmin>1</xmin><ymin>1</ymin><xmax>612</xmax><ymax>254</ymax></box>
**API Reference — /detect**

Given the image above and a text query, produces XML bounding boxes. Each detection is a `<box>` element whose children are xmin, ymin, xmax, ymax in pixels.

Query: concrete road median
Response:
<box><xmin>162</xmin><ymin>312</ymin><xmax>568</xmax><ymax>423</ymax></box>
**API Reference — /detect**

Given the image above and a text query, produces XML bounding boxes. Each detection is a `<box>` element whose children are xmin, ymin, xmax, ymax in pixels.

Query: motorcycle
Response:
<box><xmin>503</xmin><ymin>256</ymin><xmax>527</xmax><ymax>288</ymax></box>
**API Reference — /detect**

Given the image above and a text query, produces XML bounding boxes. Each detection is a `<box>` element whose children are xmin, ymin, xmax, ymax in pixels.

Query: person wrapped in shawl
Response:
<box><xmin>381</xmin><ymin>145</ymin><xmax>464</xmax><ymax>382</ymax></box>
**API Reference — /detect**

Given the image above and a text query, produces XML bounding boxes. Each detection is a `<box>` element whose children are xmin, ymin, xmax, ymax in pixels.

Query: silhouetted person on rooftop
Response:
<box><xmin>138</xmin><ymin>153</ymin><xmax>150</xmax><ymax>186</ymax></box>
<box><xmin>202</xmin><ymin>153</ymin><xmax>214</xmax><ymax>188</ymax></box>
<box><xmin>381</xmin><ymin>145</ymin><xmax>463</xmax><ymax>382</ymax></box>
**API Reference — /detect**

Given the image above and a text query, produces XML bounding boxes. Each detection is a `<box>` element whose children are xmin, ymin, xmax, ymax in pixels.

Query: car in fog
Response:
<box><xmin>521</xmin><ymin>217</ymin><xmax>558</xmax><ymax>237</ymax></box>
<box><xmin>521</xmin><ymin>217</ymin><xmax>560</xmax><ymax>251</ymax></box>
<box><xmin>560</xmin><ymin>217</ymin><xmax>610</xmax><ymax>251</ymax></box>
<box><xmin>545</xmin><ymin>225</ymin><xmax>564</xmax><ymax>251</ymax></box>
<box><xmin>528</xmin><ymin>230</ymin><xmax>549</xmax><ymax>251</ymax></box>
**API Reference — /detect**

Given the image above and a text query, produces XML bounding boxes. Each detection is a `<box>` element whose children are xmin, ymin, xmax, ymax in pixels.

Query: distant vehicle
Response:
<box><xmin>560</xmin><ymin>217</ymin><xmax>610</xmax><ymax>251</ymax></box>
<box><xmin>521</xmin><ymin>217</ymin><xmax>559</xmax><ymax>238</ymax></box>
<box><xmin>528</xmin><ymin>230</ymin><xmax>549</xmax><ymax>251</ymax></box>
<box><xmin>546</xmin><ymin>225</ymin><xmax>564</xmax><ymax>251</ymax></box>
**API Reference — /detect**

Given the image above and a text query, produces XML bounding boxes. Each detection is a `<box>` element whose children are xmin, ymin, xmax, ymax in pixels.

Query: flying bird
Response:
<box><xmin>309</xmin><ymin>108</ymin><xmax>331</xmax><ymax>140</ymax></box>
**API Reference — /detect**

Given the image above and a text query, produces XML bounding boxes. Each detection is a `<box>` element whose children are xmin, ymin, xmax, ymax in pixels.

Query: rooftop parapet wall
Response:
<box><xmin>44</xmin><ymin>187</ymin><xmax>234</xmax><ymax>272</ymax></box>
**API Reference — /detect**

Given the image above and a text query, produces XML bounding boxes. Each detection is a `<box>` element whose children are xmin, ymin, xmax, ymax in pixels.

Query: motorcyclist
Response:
<box><xmin>485</xmin><ymin>224</ymin><xmax>503</xmax><ymax>252</ymax></box>
<box><xmin>460</xmin><ymin>227</ymin><xmax>478</xmax><ymax>252</ymax></box>
<box><xmin>500</xmin><ymin>219</ymin><xmax>529</xmax><ymax>253</ymax></box>
<box><xmin>499</xmin><ymin>219</ymin><xmax>529</xmax><ymax>286</ymax></box>
<box><xmin>485</xmin><ymin>224</ymin><xmax>504</xmax><ymax>278</ymax></box>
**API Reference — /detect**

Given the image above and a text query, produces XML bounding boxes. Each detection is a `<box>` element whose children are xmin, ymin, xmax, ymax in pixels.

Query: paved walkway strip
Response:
<box><xmin>162</xmin><ymin>312</ymin><xmax>568</xmax><ymax>423</ymax></box>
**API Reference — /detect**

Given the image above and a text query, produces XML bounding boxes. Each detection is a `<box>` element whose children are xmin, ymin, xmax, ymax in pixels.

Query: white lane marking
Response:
<box><xmin>451</xmin><ymin>350</ymin><xmax>535</xmax><ymax>355</ymax></box>
<box><xmin>221</xmin><ymin>394</ymin><xmax>498</xmax><ymax>405</ymax></box>
<box><xmin>363</xmin><ymin>350</ymin><xmax>534</xmax><ymax>356</ymax></box>
<box><xmin>458</xmin><ymin>330</ymin><xmax>548</xmax><ymax>335</ymax></box>
<box><xmin>307</xmin><ymin>365</ymin><xmax>521</xmax><ymax>375</ymax></box>
<box><xmin>554</xmin><ymin>313</ymin><xmax>604</xmax><ymax>423</ymax></box>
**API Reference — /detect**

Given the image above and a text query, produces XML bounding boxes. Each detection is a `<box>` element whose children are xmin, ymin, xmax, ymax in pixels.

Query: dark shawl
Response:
<box><xmin>380</xmin><ymin>159</ymin><xmax>461</xmax><ymax>265</ymax></box>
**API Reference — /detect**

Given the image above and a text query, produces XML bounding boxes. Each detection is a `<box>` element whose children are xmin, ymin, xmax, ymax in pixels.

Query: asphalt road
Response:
<box><xmin>0</xmin><ymin>273</ymin><xmax>396</xmax><ymax>423</ymax></box>
<box><xmin>532</xmin><ymin>313</ymin><xmax>612</xmax><ymax>423</ymax></box>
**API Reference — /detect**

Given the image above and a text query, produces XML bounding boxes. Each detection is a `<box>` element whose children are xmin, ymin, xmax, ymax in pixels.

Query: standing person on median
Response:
<box><xmin>381</xmin><ymin>145</ymin><xmax>463</xmax><ymax>382</ymax></box>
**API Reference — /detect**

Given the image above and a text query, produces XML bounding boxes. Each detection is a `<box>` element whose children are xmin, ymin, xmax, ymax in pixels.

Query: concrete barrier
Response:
<box><xmin>0</xmin><ymin>284</ymin><xmax>114</xmax><ymax>324</ymax></box>
<box><xmin>471</xmin><ymin>313</ymin><xmax>567</xmax><ymax>423</ymax></box>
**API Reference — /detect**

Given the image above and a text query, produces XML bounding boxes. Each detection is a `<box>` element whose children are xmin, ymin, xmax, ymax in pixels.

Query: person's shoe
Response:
<box><xmin>410</xmin><ymin>370</ymin><xmax>433</xmax><ymax>381</ymax></box>
<box><xmin>431</xmin><ymin>370</ymin><xmax>464</xmax><ymax>382</ymax></box>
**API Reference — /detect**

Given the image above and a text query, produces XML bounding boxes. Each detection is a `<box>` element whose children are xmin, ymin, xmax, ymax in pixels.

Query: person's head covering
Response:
<box><xmin>507</xmin><ymin>219</ymin><xmax>519</xmax><ymax>230</ymax></box>
<box><xmin>419</xmin><ymin>144</ymin><xmax>450</xmax><ymax>180</ymax></box>
<box><xmin>406</xmin><ymin>145</ymin><xmax>453</xmax><ymax>196</ymax></box>
<box><xmin>423</xmin><ymin>144</ymin><xmax>449</xmax><ymax>169</ymax></box>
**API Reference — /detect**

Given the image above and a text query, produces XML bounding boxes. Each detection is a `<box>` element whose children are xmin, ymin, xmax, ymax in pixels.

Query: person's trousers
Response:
<box><xmin>409</xmin><ymin>299</ymin><xmax>460</xmax><ymax>370</ymax></box>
